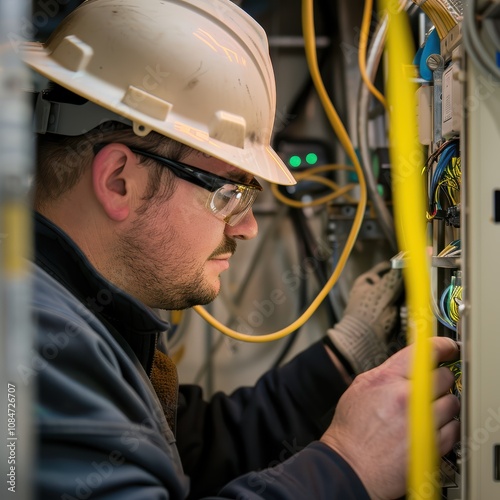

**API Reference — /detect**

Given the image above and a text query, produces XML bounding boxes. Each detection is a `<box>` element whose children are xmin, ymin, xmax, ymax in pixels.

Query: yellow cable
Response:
<box><xmin>2</xmin><ymin>202</ymin><xmax>32</xmax><ymax>275</ymax></box>
<box><xmin>414</xmin><ymin>0</ymin><xmax>458</xmax><ymax>39</ymax></box>
<box><xmin>192</xmin><ymin>0</ymin><xmax>367</xmax><ymax>343</ymax></box>
<box><xmin>295</xmin><ymin>164</ymin><xmax>355</xmax><ymax>177</ymax></box>
<box><xmin>381</xmin><ymin>0</ymin><xmax>437</xmax><ymax>497</ymax></box>
<box><xmin>438</xmin><ymin>241</ymin><xmax>458</xmax><ymax>257</ymax></box>
<box><xmin>293</xmin><ymin>164</ymin><xmax>357</xmax><ymax>204</ymax></box>
<box><xmin>294</xmin><ymin>164</ymin><xmax>356</xmax><ymax>199</ymax></box>
<box><xmin>271</xmin><ymin>176</ymin><xmax>357</xmax><ymax>208</ymax></box>
<box><xmin>448</xmin><ymin>286</ymin><xmax>462</xmax><ymax>325</ymax></box>
<box><xmin>170</xmin><ymin>310</ymin><xmax>184</xmax><ymax>325</ymax></box>
<box><xmin>359</xmin><ymin>0</ymin><xmax>388</xmax><ymax>108</ymax></box>
<box><xmin>170</xmin><ymin>345</ymin><xmax>185</xmax><ymax>365</ymax></box>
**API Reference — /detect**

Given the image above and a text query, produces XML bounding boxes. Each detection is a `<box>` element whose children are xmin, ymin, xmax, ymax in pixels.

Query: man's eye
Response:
<box><xmin>212</xmin><ymin>188</ymin><xmax>234</xmax><ymax>211</ymax></box>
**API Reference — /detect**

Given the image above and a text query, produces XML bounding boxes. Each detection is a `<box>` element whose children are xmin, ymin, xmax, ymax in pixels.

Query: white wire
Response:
<box><xmin>463</xmin><ymin>0</ymin><xmax>500</xmax><ymax>81</ymax></box>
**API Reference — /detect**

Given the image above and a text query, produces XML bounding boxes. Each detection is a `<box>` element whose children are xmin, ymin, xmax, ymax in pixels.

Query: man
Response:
<box><xmin>22</xmin><ymin>0</ymin><xmax>460</xmax><ymax>498</ymax></box>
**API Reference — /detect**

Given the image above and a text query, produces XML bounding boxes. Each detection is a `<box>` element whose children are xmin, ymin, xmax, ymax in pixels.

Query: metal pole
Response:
<box><xmin>0</xmin><ymin>0</ymin><xmax>35</xmax><ymax>498</ymax></box>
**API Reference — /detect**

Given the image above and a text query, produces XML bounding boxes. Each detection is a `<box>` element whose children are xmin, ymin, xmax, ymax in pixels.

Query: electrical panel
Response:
<box><xmin>415</xmin><ymin>0</ymin><xmax>500</xmax><ymax>495</ymax></box>
<box><xmin>414</xmin><ymin>15</ymin><xmax>464</xmax><ymax>500</ymax></box>
<box><xmin>461</xmin><ymin>38</ymin><xmax>500</xmax><ymax>500</ymax></box>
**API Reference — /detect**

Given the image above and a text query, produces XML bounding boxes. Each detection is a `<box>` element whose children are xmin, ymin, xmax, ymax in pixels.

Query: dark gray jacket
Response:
<box><xmin>32</xmin><ymin>212</ymin><xmax>369</xmax><ymax>499</ymax></box>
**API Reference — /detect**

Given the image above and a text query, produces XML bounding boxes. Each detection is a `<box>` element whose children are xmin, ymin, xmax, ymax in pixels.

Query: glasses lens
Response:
<box><xmin>208</xmin><ymin>185</ymin><xmax>259</xmax><ymax>226</ymax></box>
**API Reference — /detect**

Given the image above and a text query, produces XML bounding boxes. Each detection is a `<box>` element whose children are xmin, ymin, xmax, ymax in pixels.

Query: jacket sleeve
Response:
<box><xmin>214</xmin><ymin>441</ymin><xmax>369</xmax><ymax>500</ymax></box>
<box><xmin>176</xmin><ymin>340</ymin><xmax>350</xmax><ymax>498</ymax></box>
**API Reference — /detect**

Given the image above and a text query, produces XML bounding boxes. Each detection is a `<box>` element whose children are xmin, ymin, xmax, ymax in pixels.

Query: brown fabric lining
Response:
<box><xmin>150</xmin><ymin>349</ymin><xmax>179</xmax><ymax>434</ymax></box>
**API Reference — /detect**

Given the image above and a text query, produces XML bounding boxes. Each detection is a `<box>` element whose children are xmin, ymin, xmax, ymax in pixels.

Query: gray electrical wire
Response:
<box><xmin>463</xmin><ymin>0</ymin><xmax>500</xmax><ymax>81</ymax></box>
<box><xmin>356</xmin><ymin>14</ymin><xmax>398</xmax><ymax>251</ymax></box>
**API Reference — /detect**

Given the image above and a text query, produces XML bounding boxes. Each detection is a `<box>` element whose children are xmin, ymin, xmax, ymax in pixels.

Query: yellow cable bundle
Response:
<box><xmin>193</xmin><ymin>0</ymin><xmax>367</xmax><ymax>343</ymax></box>
<box><xmin>380</xmin><ymin>0</ymin><xmax>437</xmax><ymax>498</ymax></box>
<box><xmin>413</xmin><ymin>0</ymin><xmax>460</xmax><ymax>39</ymax></box>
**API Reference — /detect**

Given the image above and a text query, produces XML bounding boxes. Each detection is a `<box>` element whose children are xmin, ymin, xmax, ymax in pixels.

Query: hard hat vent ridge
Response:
<box><xmin>51</xmin><ymin>35</ymin><xmax>93</xmax><ymax>73</ymax></box>
<box><xmin>21</xmin><ymin>0</ymin><xmax>296</xmax><ymax>186</ymax></box>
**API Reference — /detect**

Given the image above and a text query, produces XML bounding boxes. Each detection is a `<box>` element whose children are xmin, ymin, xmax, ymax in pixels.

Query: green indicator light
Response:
<box><xmin>305</xmin><ymin>153</ymin><xmax>318</xmax><ymax>165</ymax></box>
<box><xmin>289</xmin><ymin>155</ymin><xmax>301</xmax><ymax>168</ymax></box>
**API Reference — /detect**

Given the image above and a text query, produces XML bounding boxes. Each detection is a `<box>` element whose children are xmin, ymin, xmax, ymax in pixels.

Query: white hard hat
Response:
<box><xmin>21</xmin><ymin>0</ymin><xmax>296</xmax><ymax>186</ymax></box>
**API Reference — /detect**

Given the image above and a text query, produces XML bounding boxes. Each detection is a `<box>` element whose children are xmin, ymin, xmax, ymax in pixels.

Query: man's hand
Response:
<box><xmin>321</xmin><ymin>336</ymin><xmax>461</xmax><ymax>500</ymax></box>
<box><xmin>326</xmin><ymin>261</ymin><xmax>404</xmax><ymax>375</ymax></box>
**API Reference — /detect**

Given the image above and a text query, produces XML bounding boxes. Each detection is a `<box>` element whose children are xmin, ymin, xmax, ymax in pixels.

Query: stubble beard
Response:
<box><xmin>114</xmin><ymin>216</ymin><xmax>237</xmax><ymax>311</ymax></box>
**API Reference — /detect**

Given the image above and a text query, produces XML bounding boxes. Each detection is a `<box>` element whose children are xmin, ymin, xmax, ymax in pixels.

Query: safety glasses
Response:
<box><xmin>94</xmin><ymin>143</ymin><xmax>263</xmax><ymax>226</ymax></box>
<box><xmin>128</xmin><ymin>148</ymin><xmax>262</xmax><ymax>226</ymax></box>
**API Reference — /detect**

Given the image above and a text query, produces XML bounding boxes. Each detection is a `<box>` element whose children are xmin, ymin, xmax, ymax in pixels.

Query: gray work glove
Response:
<box><xmin>326</xmin><ymin>261</ymin><xmax>404</xmax><ymax>375</ymax></box>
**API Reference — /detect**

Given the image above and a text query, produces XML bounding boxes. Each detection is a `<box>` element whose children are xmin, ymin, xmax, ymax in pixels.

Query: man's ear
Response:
<box><xmin>92</xmin><ymin>143</ymin><xmax>143</xmax><ymax>222</ymax></box>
